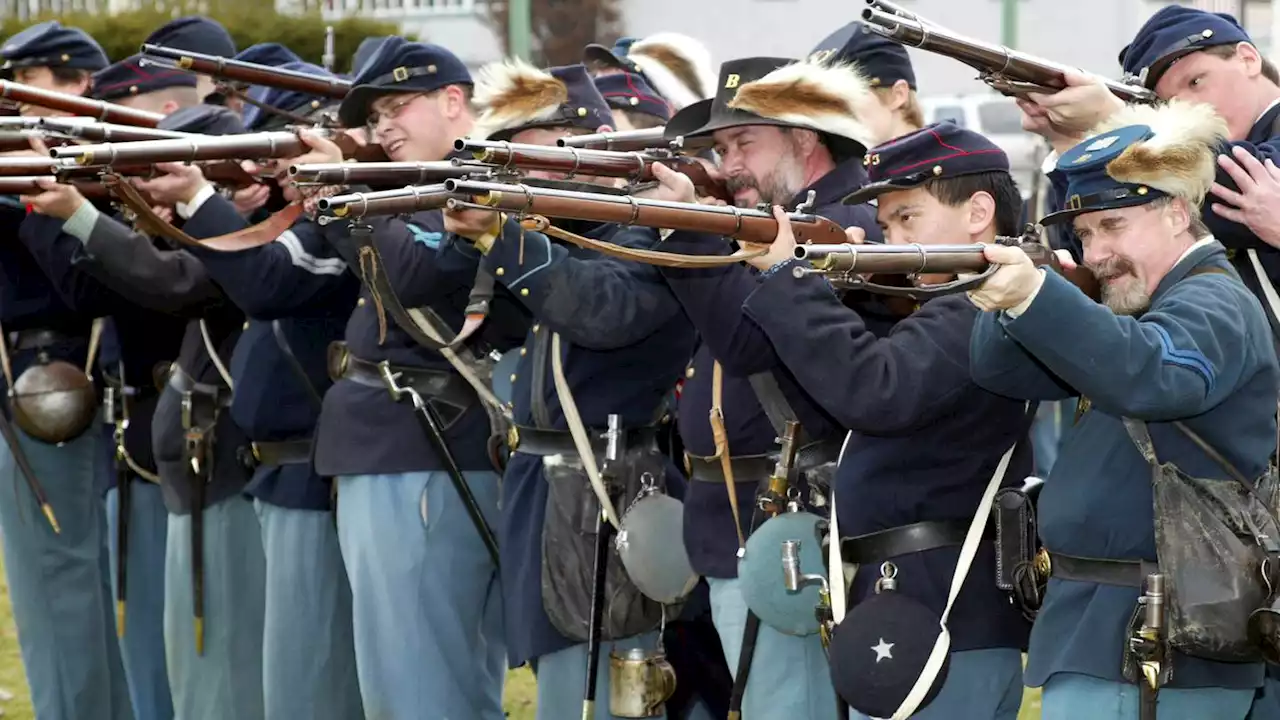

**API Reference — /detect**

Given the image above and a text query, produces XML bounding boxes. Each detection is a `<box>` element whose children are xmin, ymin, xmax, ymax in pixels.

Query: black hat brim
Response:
<box><xmin>843</xmin><ymin>177</ymin><xmax>922</xmax><ymax>206</ymax></box>
<box><xmin>583</xmin><ymin>44</ymin><xmax>630</xmax><ymax>71</ymax></box>
<box><xmin>338</xmin><ymin>84</ymin><xmax>400</xmax><ymax>128</ymax></box>
<box><xmin>1039</xmin><ymin>194</ymin><xmax>1156</xmax><ymax>226</ymax></box>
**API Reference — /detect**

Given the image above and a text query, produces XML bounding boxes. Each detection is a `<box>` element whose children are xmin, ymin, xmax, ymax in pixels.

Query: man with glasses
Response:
<box><xmin>281</xmin><ymin>37</ymin><xmax>527</xmax><ymax>720</ymax></box>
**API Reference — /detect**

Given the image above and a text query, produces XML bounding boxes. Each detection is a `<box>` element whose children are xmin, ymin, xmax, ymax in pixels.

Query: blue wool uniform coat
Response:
<box><xmin>474</xmin><ymin>217</ymin><xmax>696</xmax><ymax>667</ymax></box>
<box><xmin>311</xmin><ymin>211</ymin><xmax>528</xmax><ymax>479</ymax></box>
<box><xmin>741</xmin><ymin>260</ymin><xmax>1034</xmax><ymax>653</ymax></box>
<box><xmin>658</xmin><ymin>158</ymin><xmax>894</xmax><ymax>578</ymax></box>
<box><xmin>970</xmin><ymin>241</ymin><xmax>1278</xmax><ymax>689</ymax></box>
<box><xmin>182</xmin><ymin>195</ymin><xmax>359</xmax><ymax>511</ymax></box>
<box><xmin>62</xmin><ymin>209</ymin><xmax>249</xmax><ymax>514</ymax></box>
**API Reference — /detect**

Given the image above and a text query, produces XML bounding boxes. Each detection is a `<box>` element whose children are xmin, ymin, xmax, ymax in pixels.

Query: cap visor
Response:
<box><xmin>338</xmin><ymin>84</ymin><xmax>398</xmax><ymax>128</ymax></box>
<box><xmin>583</xmin><ymin>44</ymin><xmax>629</xmax><ymax>71</ymax></box>
<box><xmin>843</xmin><ymin>177</ymin><xmax>924</xmax><ymax>205</ymax></box>
<box><xmin>1039</xmin><ymin>195</ymin><xmax>1156</xmax><ymax>226</ymax></box>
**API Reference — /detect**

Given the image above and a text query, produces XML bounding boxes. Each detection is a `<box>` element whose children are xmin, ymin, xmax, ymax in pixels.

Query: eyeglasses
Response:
<box><xmin>366</xmin><ymin>93</ymin><xmax>426</xmax><ymax>128</ymax></box>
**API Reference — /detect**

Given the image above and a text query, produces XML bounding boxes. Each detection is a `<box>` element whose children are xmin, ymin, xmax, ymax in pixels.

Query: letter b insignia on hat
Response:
<box><xmin>724</xmin><ymin>74</ymin><xmax>740</xmax><ymax>89</ymax></box>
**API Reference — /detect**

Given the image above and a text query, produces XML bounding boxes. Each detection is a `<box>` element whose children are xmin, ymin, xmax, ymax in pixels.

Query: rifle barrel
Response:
<box><xmin>440</xmin><ymin>178</ymin><xmax>845</xmax><ymax>244</ymax></box>
<box><xmin>860</xmin><ymin>4</ymin><xmax>1157</xmax><ymax>103</ymax></box>
<box><xmin>39</xmin><ymin>119</ymin><xmax>194</xmax><ymax>142</ymax></box>
<box><xmin>141</xmin><ymin>44</ymin><xmax>352</xmax><ymax>99</ymax></box>
<box><xmin>0</xmin><ymin>157</ymin><xmax>65</xmax><ymax>176</ymax></box>
<box><xmin>51</xmin><ymin>131</ymin><xmax>306</xmax><ymax>166</ymax></box>
<box><xmin>288</xmin><ymin>161</ymin><xmax>489</xmax><ymax>186</ymax></box>
<box><xmin>0</xmin><ymin>80</ymin><xmax>164</xmax><ymax>126</ymax></box>
<box><xmin>795</xmin><ymin>242</ymin><xmax>993</xmax><ymax>274</ymax></box>
<box><xmin>557</xmin><ymin>127</ymin><xmax>715</xmax><ymax>153</ymax></box>
<box><xmin>317</xmin><ymin>183</ymin><xmax>466</xmax><ymax>219</ymax></box>
<box><xmin>0</xmin><ymin>175</ymin><xmax>111</xmax><ymax>198</ymax></box>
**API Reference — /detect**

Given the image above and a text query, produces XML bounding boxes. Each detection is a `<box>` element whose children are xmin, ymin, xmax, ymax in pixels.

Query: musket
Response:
<box><xmin>53</xmin><ymin>160</ymin><xmax>260</xmax><ymax>188</ymax></box>
<box><xmin>558</xmin><ymin>127</ymin><xmax>715</xmax><ymax>153</ymax></box>
<box><xmin>438</xmin><ymin>179</ymin><xmax>846</xmax><ymax>244</ymax></box>
<box><xmin>792</xmin><ymin>225</ymin><xmax>1101</xmax><ymax>299</ymax></box>
<box><xmin>50</xmin><ymin>129</ymin><xmax>387</xmax><ymax>166</ymax></box>
<box><xmin>0</xmin><ymin>156</ymin><xmax>69</xmax><ymax>176</ymax></box>
<box><xmin>862</xmin><ymin>0</ymin><xmax>1157</xmax><ymax>103</ymax></box>
<box><xmin>456</xmin><ymin>138</ymin><xmax>732</xmax><ymax>202</ymax></box>
<box><xmin>38</xmin><ymin>118</ymin><xmax>195</xmax><ymax>143</ymax></box>
<box><xmin>288</xmin><ymin>160</ymin><xmax>495</xmax><ymax>186</ymax></box>
<box><xmin>0</xmin><ymin>175</ymin><xmax>130</xmax><ymax>200</ymax></box>
<box><xmin>0</xmin><ymin>80</ymin><xmax>165</xmax><ymax>126</ymax></box>
<box><xmin>316</xmin><ymin>183</ymin><xmax>468</xmax><ymax>223</ymax></box>
<box><xmin>140</xmin><ymin>43</ymin><xmax>352</xmax><ymax>100</ymax></box>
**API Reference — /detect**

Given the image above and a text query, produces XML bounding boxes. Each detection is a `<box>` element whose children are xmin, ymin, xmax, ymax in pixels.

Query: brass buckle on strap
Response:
<box><xmin>1034</xmin><ymin>547</ymin><xmax>1052</xmax><ymax>580</ymax></box>
<box><xmin>507</xmin><ymin>425</ymin><xmax>520</xmax><ymax>451</ymax></box>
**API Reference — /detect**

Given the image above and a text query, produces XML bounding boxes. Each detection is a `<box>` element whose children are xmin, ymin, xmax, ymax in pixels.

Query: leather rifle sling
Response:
<box><xmin>103</xmin><ymin>173</ymin><xmax>303</xmax><ymax>253</ymax></box>
<box><xmin>520</xmin><ymin>215</ymin><xmax>764</xmax><ymax>268</ymax></box>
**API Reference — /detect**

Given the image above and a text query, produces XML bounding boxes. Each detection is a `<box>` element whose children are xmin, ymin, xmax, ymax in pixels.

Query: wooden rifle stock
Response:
<box><xmin>440</xmin><ymin>178</ymin><xmax>846</xmax><ymax>244</ymax></box>
<box><xmin>456</xmin><ymin>138</ymin><xmax>732</xmax><ymax>202</ymax></box>
<box><xmin>140</xmin><ymin>44</ymin><xmax>352</xmax><ymax>100</ymax></box>
<box><xmin>557</xmin><ymin>127</ymin><xmax>715</xmax><ymax>153</ymax></box>
<box><xmin>861</xmin><ymin>0</ymin><xmax>1156</xmax><ymax>103</ymax></box>
<box><xmin>0</xmin><ymin>156</ymin><xmax>65</xmax><ymax>176</ymax></box>
<box><xmin>288</xmin><ymin>161</ymin><xmax>492</xmax><ymax>186</ymax></box>
<box><xmin>50</xmin><ymin>129</ymin><xmax>386</xmax><ymax>166</ymax></box>
<box><xmin>53</xmin><ymin>160</ymin><xmax>259</xmax><ymax>188</ymax></box>
<box><xmin>0</xmin><ymin>175</ymin><xmax>133</xmax><ymax>200</ymax></box>
<box><xmin>0</xmin><ymin>80</ymin><xmax>164</xmax><ymax>126</ymax></box>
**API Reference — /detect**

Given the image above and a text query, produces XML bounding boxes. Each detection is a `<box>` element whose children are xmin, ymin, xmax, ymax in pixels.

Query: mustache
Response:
<box><xmin>724</xmin><ymin>175</ymin><xmax>758</xmax><ymax>195</ymax></box>
<box><xmin>1087</xmin><ymin>256</ymin><xmax>1137</xmax><ymax>281</ymax></box>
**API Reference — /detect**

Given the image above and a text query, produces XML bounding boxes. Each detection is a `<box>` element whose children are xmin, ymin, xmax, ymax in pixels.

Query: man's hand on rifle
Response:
<box><xmin>20</xmin><ymin>177</ymin><xmax>86</xmax><ymax>220</ymax></box>
<box><xmin>1209</xmin><ymin>146</ymin><xmax>1280</xmax><ymax>248</ymax></box>
<box><xmin>967</xmin><ymin>243</ymin><xmax>1049</xmax><ymax>313</ymax></box>
<box><xmin>132</xmin><ymin>162</ymin><xmax>211</xmax><ymax>207</ymax></box>
<box><xmin>292</xmin><ymin>130</ymin><xmax>345</xmax><ymax>166</ymax></box>
<box><xmin>746</xmin><ymin>206</ymin><xmax>799</xmax><ymax>272</ymax></box>
<box><xmin>1018</xmin><ymin>71</ymin><xmax>1125</xmax><ymax>154</ymax></box>
<box><xmin>637</xmin><ymin>162</ymin><xmax>698</xmax><ymax>204</ymax></box>
<box><xmin>443</xmin><ymin>208</ymin><xmax>504</xmax><ymax>253</ymax></box>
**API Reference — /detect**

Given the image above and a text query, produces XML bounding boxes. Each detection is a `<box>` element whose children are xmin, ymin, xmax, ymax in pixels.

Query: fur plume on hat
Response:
<box><xmin>472</xmin><ymin>58</ymin><xmax>568</xmax><ymax>140</ymax></box>
<box><xmin>726</xmin><ymin>58</ymin><xmax>878</xmax><ymax>151</ymax></box>
<box><xmin>627</xmin><ymin>33</ymin><xmax>716</xmax><ymax>110</ymax></box>
<box><xmin>1092</xmin><ymin>100</ymin><xmax>1228</xmax><ymax>207</ymax></box>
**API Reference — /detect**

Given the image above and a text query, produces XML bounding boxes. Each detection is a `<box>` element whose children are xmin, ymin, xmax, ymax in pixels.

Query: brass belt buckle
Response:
<box><xmin>507</xmin><ymin>425</ymin><xmax>520</xmax><ymax>451</ymax></box>
<box><xmin>251</xmin><ymin>442</ymin><xmax>263</xmax><ymax>463</ymax></box>
<box><xmin>1034</xmin><ymin>547</ymin><xmax>1052</xmax><ymax>579</ymax></box>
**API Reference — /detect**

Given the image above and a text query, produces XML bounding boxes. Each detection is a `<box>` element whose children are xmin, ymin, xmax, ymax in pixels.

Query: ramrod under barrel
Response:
<box><xmin>288</xmin><ymin>161</ymin><xmax>492</xmax><ymax>186</ymax></box>
<box><xmin>316</xmin><ymin>184</ymin><xmax>467</xmax><ymax>221</ymax></box>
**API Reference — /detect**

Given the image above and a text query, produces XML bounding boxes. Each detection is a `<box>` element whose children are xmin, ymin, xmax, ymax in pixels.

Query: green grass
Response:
<box><xmin>0</xmin><ymin>558</ymin><xmax>1040</xmax><ymax>719</ymax></box>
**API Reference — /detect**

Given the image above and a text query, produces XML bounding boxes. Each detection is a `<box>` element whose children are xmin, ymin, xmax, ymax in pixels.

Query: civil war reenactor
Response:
<box><xmin>160</xmin><ymin>60</ymin><xmax>364</xmax><ymax>720</ymax></box>
<box><xmin>289</xmin><ymin>36</ymin><xmax>527</xmax><ymax>720</ymax></box>
<box><xmin>22</xmin><ymin>102</ymin><xmax>269</xmax><ymax>720</ymax></box>
<box><xmin>806</xmin><ymin>21</ymin><xmax>924</xmax><ymax>147</ymax></box>
<box><xmin>715</xmin><ymin>120</ymin><xmax>1034</xmax><ymax>719</ymax></box>
<box><xmin>142</xmin><ymin>17</ymin><xmax>238</xmax><ymax>107</ymax></box>
<box><xmin>443</xmin><ymin>59</ymin><xmax>697</xmax><ymax>719</ymax></box>
<box><xmin>0</xmin><ymin>20</ymin><xmax>136</xmax><ymax>720</ymax></box>
<box><xmin>583</xmin><ymin>34</ymin><xmax>716</xmax><ymax>111</ymax></box>
<box><xmin>84</xmin><ymin>53</ymin><xmax>208</xmax><ymax>720</ymax></box>
<box><xmin>970</xmin><ymin>101</ymin><xmax>1278</xmax><ymax>720</ymax></box>
<box><xmin>637</xmin><ymin>52</ymin><xmax>885</xmax><ymax>719</ymax></box>
<box><xmin>1012</xmin><ymin>11</ymin><xmax>1280</xmax><ymax>713</ymax></box>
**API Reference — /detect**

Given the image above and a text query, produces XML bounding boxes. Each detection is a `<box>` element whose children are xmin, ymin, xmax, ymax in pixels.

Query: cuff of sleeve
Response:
<box><xmin>472</xmin><ymin>213</ymin><xmax>506</xmax><ymax>255</ymax></box>
<box><xmin>61</xmin><ymin>200</ymin><xmax>100</xmax><ymax>244</ymax></box>
<box><xmin>176</xmin><ymin>184</ymin><xmax>216</xmax><ymax>220</ymax></box>
<box><xmin>1004</xmin><ymin>268</ymin><xmax>1046</xmax><ymax>319</ymax></box>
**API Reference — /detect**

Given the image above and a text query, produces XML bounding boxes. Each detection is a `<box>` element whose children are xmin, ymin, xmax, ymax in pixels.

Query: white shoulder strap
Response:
<box><xmin>828</xmin><ymin>431</ymin><xmax>853</xmax><ymax>623</ymax></box>
<box><xmin>1247</xmin><ymin>249</ymin><xmax>1280</xmax><ymax>325</ymax></box>
<box><xmin>891</xmin><ymin>438</ymin><xmax>1018</xmax><ymax>719</ymax></box>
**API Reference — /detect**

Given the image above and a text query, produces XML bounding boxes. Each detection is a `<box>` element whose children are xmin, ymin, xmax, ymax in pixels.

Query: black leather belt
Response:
<box><xmin>1043</xmin><ymin>551</ymin><xmax>1148</xmax><ymax>588</ymax></box>
<box><xmin>250</xmin><ymin>439</ymin><xmax>313</xmax><ymax>467</ymax></box>
<box><xmin>687</xmin><ymin>441</ymin><xmax>841</xmax><ymax>483</ymax></box>
<box><xmin>510</xmin><ymin>424</ymin><xmax>661</xmax><ymax>457</ymax></box>
<box><xmin>339</xmin><ymin>353</ymin><xmax>473</xmax><ymax>412</ymax></box>
<box><xmin>10</xmin><ymin>328</ymin><xmax>77</xmax><ymax>352</ymax></box>
<box><xmin>840</xmin><ymin>519</ymin><xmax>979</xmax><ymax>564</ymax></box>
